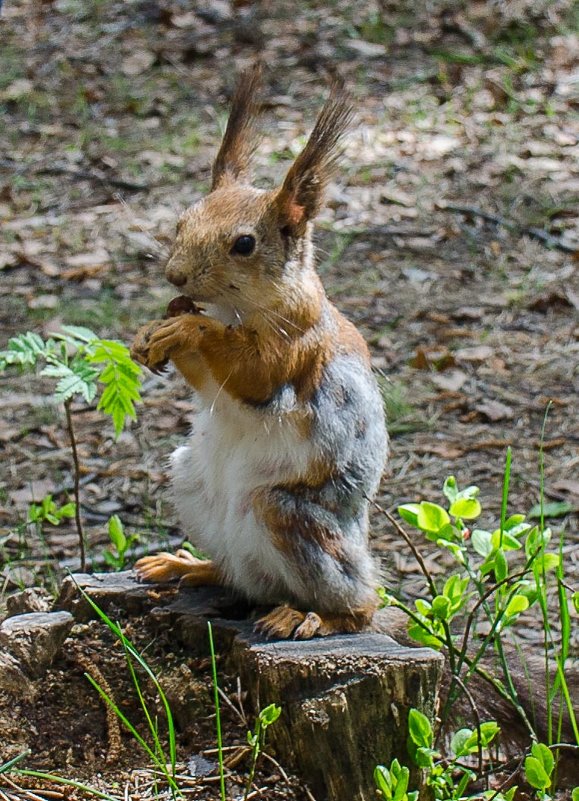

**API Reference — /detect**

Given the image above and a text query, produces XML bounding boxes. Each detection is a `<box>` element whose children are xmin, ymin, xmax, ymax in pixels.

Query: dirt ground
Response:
<box><xmin>1</xmin><ymin>0</ymin><xmax>578</xmax><ymax>797</ymax></box>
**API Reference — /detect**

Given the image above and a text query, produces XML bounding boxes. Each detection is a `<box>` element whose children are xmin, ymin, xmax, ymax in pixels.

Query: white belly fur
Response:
<box><xmin>169</xmin><ymin>381</ymin><xmax>315</xmax><ymax>602</ymax></box>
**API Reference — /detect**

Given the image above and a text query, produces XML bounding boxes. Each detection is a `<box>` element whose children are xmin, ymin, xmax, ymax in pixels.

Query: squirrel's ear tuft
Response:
<box><xmin>212</xmin><ymin>63</ymin><xmax>263</xmax><ymax>190</ymax></box>
<box><xmin>276</xmin><ymin>81</ymin><xmax>354</xmax><ymax>235</ymax></box>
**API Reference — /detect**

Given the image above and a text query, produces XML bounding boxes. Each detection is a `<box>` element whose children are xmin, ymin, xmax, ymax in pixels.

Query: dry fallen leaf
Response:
<box><xmin>121</xmin><ymin>49</ymin><xmax>156</xmax><ymax>76</ymax></box>
<box><xmin>429</xmin><ymin>370</ymin><xmax>468</xmax><ymax>392</ymax></box>
<box><xmin>475</xmin><ymin>400</ymin><xmax>514</xmax><ymax>422</ymax></box>
<box><xmin>455</xmin><ymin>345</ymin><xmax>494</xmax><ymax>363</ymax></box>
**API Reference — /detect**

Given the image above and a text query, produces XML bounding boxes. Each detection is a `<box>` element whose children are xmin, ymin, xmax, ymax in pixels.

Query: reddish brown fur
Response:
<box><xmin>211</xmin><ymin>63</ymin><xmax>262</xmax><ymax>189</ymax></box>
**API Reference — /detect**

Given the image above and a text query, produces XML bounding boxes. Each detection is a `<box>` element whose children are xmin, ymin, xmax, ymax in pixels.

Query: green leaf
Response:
<box><xmin>524</xmin><ymin>756</ymin><xmax>550</xmax><ymax>790</ymax></box>
<box><xmin>374</xmin><ymin>765</ymin><xmax>392</xmax><ymax>797</ymax></box>
<box><xmin>504</xmin><ymin>514</ymin><xmax>526</xmax><ymax>530</ymax></box>
<box><xmin>259</xmin><ymin>703</ymin><xmax>281</xmax><ymax>727</ymax></box>
<box><xmin>528</xmin><ymin>501</ymin><xmax>574</xmax><ymax>520</ymax></box>
<box><xmin>494</xmin><ymin>549</ymin><xmax>508</xmax><ymax>582</ymax></box>
<box><xmin>571</xmin><ymin>787</ymin><xmax>579</xmax><ymax>801</ymax></box>
<box><xmin>57</xmin><ymin>325</ymin><xmax>98</xmax><ymax>344</ymax></box>
<box><xmin>398</xmin><ymin>504</ymin><xmax>420</xmax><ymax>527</ymax></box>
<box><xmin>416</xmin><ymin>502</ymin><xmax>450</xmax><ymax>534</ymax></box>
<box><xmin>442</xmin><ymin>476</ymin><xmax>458</xmax><ymax>503</ymax></box>
<box><xmin>408</xmin><ymin>709</ymin><xmax>432</xmax><ymax>748</ymax></box>
<box><xmin>572</xmin><ymin>593</ymin><xmax>579</xmax><ymax>614</ymax></box>
<box><xmin>472</xmin><ymin>529</ymin><xmax>493</xmax><ymax>557</ymax></box>
<box><xmin>491</xmin><ymin>529</ymin><xmax>522</xmax><ymax>551</ymax></box>
<box><xmin>535</xmin><ymin>552</ymin><xmax>560</xmax><ymax>573</ymax></box>
<box><xmin>108</xmin><ymin>515</ymin><xmax>126</xmax><ymax>553</ymax></box>
<box><xmin>392</xmin><ymin>766</ymin><xmax>410</xmax><ymax>801</ymax></box>
<box><xmin>450</xmin><ymin>728</ymin><xmax>473</xmax><ymax>757</ymax></box>
<box><xmin>504</xmin><ymin>594</ymin><xmax>529</xmax><ymax>619</ymax></box>
<box><xmin>478</xmin><ymin>721</ymin><xmax>500</xmax><ymax>746</ymax></box>
<box><xmin>431</xmin><ymin>595</ymin><xmax>452</xmax><ymax>621</ymax></box>
<box><xmin>407</xmin><ymin>624</ymin><xmax>443</xmax><ymax>650</ymax></box>
<box><xmin>449</xmin><ymin>497</ymin><xmax>481</xmax><ymax>520</ymax></box>
<box><xmin>531</xmin><ymin>743</ymin><xmax>554</xmax><ymax>776</ymax></box>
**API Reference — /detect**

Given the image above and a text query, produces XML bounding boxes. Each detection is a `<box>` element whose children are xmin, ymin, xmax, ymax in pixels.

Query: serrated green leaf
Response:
<box><xmin>58</xmin><ymin>325</ymin><xmax>98</xmax><ymax>343</ymax></box>
<box><xmin>40</xmin><ymin>364</ymin><xmax>74</xmax><ymax>379</ymax></box>
<box><xmin>450</xmin><ymin>497</ymin><xmax>481</xmax><ymax>520</ymax></box>
<box><xmin>54</xmin><ymin>373</ymin><xmax>92</xmax><ymax>403</ymax></box>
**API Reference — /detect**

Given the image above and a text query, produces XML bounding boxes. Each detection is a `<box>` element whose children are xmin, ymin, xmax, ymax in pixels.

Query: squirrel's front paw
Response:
<box><xmin>131</xmin><ymin>315</ymin><xmax>203</xmax><ymax>372</ymax></box>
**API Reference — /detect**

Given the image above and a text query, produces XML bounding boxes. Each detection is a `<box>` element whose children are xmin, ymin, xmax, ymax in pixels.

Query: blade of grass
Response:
<box><xmin>0</xmin><ymin>751</ymin><xmax>30</xmax><ymax>774</ymax></box>
<box><xmin>13</xmin><ymin>770</ymin><xmax>122</xmax><ymax>801</ymax></box>
<box><xmin>208</xmin><ymin>621</ymin><xmax>226</xmax><ymax>801</ymax></box>
<box><xmin>77</xmin><ymin>585</ymin><xmax>177</xmax><ymax>774</ymax></box>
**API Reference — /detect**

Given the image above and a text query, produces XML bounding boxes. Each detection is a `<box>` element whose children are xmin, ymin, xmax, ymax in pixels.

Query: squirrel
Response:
<box><xmin>130</xmin><ymin>71</ymin><xmax>578</xmax><ymax>773</ymax></box>
<box><xmin>131</xmin><ymin>66</ymin><xmax>388</xmax><ymax>640</ymax></box>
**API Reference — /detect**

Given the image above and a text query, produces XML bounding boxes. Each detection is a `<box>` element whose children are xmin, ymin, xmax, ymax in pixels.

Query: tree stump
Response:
<box><xmin>57</xmin><ymin>573</ymin><xmax>443</xmax><ymax>801</ymax></box>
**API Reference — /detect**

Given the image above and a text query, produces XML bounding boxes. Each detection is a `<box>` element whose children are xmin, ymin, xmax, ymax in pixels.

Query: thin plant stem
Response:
<box><xmin>13</xmin><ymin>770</ymin><xmax>121</xmax><ymax>801</ymax></box>
<box><xmin>64</xmin><ymin>398</ymin><xmax>86</xmax><ymax>571</ymax></box>
<box><xmin>208</xmin><ymin>622</ymin><xmax>226</xmax><ymax>801</ymax></box>
<box><xmin>370</xmin><ymin>499</ymin><xmax>457</xmax><ymax>674</ymax></box>
<box><xmin>537</xmin><ymin>402</ymin><xmax>554</xmax><ymax>745</ymax></box>
<box><xmin>243</xmin><ymin>720</ymin><xmax>261</xmax><ymax>801</ymax></box>
<box><xmin>499</xmin><ymin>446</ymin><xmax>511</xmax><ymax>546</ymax></box>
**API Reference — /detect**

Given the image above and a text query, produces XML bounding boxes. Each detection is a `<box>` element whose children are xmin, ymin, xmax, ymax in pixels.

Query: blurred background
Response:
<box><xmin>1</xmin><ymin>0</ymin><xmax>577</xmax><ymax>593</ymax></box>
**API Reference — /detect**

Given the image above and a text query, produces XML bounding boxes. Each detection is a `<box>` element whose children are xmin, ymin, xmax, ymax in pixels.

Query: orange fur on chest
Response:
<box><xmin>193</xmin><ymin>299</ymin><xmax>369</xmax><ymax>409</ymax></box>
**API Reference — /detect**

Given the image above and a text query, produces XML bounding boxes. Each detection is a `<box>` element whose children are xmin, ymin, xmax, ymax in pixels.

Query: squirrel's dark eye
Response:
<box><xmin>231</xmin><ymin>235</ymin><xmax>256</xmax><ymax>256</ymax></box>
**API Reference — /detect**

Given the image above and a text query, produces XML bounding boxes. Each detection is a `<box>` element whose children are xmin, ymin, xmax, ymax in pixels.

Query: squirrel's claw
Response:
<box><xmin>134</xmin><ymin>549</ymin><xmax>201</xmax><ymax>583</ymax></box>
<box><xmin>131</xmin><ymin>315</ymin><xmax>203</xmax><ymax>372</ymax></box>
<box><xmin>255</xmin><ymin>605</ymin><xmax>308</xmax><ymax>639</ymax></box>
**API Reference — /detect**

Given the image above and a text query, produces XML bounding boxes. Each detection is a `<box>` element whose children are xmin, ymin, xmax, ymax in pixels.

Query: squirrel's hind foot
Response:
<box><xmin>255</xmin><ymin>604</ymin><xmax>374</xmax><ymax>640</ymax></box>
<box><xmin>134</xmin><ymin>550</ymin><xmax>221</xmax><ymax>587</ymax></box>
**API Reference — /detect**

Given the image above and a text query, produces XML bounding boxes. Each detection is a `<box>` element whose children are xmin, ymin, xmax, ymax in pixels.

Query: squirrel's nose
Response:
<box><xmin>166</xmin><ymin>269</ymin><xmax>187</xmax><ymax>287</ymax></box>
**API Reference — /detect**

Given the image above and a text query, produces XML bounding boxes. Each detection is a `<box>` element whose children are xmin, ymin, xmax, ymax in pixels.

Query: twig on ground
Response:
<box><xmin>438</xmin><ymin>203</ymin><xmax>577</xmax><ymax>255</ymax></box>
<box><xmin>0</xmin><ymin>158</ymin><xmax>149</xmax><ymax>192</ymax></box>
<box><xmin>70</xmin><ymin>647</ymin><xmax>122</xmax><ymax>765</ymax></box>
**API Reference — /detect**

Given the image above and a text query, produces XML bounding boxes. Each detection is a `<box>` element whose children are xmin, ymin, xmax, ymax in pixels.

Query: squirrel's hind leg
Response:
<box><xmin>134</xmin><ymin>549</ymin><xmax>221</xmax><ymax>587</ymax></box>
<box><xmin>256</xmin><ymin>605</ymin><xmax>374</xmax><ymax>640</ymax></box>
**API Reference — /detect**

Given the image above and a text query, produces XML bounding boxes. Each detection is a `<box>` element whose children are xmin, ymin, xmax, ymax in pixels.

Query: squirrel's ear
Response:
<box><xmin>211</xmin><ymin>64</ymin><xmax>263</xmax><ymax>190</ymax></box>
<box><xmin>276</xmin><ymin>82</ymin><xmax>354</xmax><ymax>235</ymax></box>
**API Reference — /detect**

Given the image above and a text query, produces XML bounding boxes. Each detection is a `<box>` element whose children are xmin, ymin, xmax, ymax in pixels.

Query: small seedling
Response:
<box><xmin>0</xmin><ymin>327</ymin><xmax>143</xmax><ymax>569</ymax></box>
<box><xmin>28</xmin><ymin>494</ymin><xmax>76</xmax><ymax>528</ymax></box>
<box><xmin>103</xmin><ymin>515</ymin><xmax>139</xmax><ymax>571</ymax></box>
<box><xmin>244</xmin><ymin>703</ymin><xmax>281</xmax><ymax>800</ymax></box>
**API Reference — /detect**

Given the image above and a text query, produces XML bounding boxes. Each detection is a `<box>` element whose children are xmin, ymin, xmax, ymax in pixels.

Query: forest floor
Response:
<box><xmin>0</xmin><ymin>0</ymin><xmax>578</xmax><ymax>798</ymax></box>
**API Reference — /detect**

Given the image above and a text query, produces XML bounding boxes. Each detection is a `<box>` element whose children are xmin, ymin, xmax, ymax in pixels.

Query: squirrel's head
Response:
<box><xmin>164</xmin><ymin>66</ymin><xmax>353</xmax><ymax>317</ymax></box>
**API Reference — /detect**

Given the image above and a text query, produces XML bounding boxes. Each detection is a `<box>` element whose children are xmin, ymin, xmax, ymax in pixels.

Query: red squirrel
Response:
<box><xmin>131</xmin><ymin>66</ymin><xmax>388</xmax><ymax>639</ymax></box>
